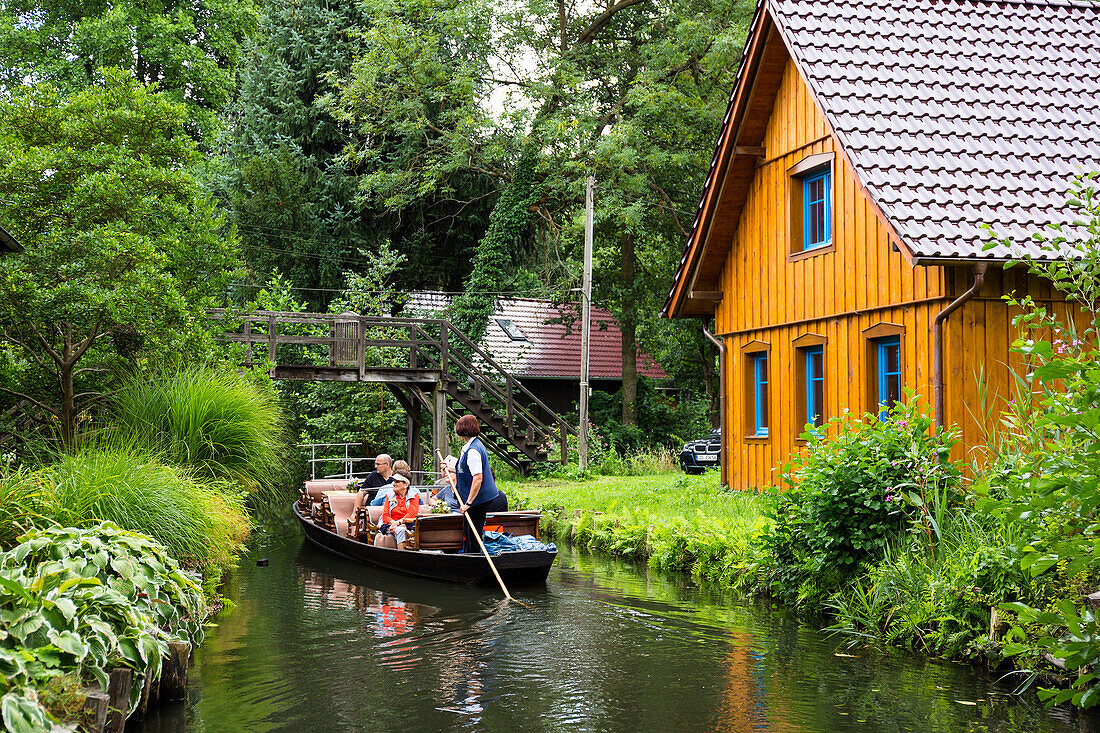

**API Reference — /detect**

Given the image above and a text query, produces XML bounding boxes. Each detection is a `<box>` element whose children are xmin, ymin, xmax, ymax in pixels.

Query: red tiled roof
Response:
<box><xmin>773</xmin><ymin>0</ymin><xmax>1100</xmax><ymax>263</ymax></box>
<box><xmin>403</xmin><ymin>294</ymin><xmax>669</xmax><ymax>380</ymax></box>
<box><xmin>664</xmin><ymin>0</ymin><xmax>1100</xmax><ymax>316</ymax></box>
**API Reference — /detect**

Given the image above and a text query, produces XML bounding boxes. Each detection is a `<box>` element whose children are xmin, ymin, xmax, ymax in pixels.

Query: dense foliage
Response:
<box><xmin>0</xmin><ymin>524</ymin><xmax>205</xmax><ymax>732</ymax></box>
<box><xmin>0</xmin><ymin>72</ymin><xmax>240</xmax><ymax>449</ymax></box>
<box><xmin>111</xmin><ymin>367</ymin><xmax>285</xmax><ymax>492</ymax></box>
<box><xmin>0</xmin><ymin>0</ymin><xmax>258</xmax><ymax>137</ymax></box>
<box><xmin>980</xmin><ymin>174</ymin><xmax>1100</xmax><ymax>708</ymax></box>
<box><xmin>764</xmin><ymin>399</ymin><xmax>961</xmax><ymax>603</ymax></box>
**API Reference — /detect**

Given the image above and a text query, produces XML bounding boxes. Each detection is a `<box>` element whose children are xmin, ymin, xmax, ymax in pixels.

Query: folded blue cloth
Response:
<box><xmin>481</xmin><ymin>531</ymin><xmax>556</xmax><ymax>556</ymax></box>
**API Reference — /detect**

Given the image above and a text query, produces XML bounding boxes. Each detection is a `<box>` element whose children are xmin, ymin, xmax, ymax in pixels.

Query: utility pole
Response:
<box><xmin>579</xmin><ymin>175</ymin><xmax>594</xmax><ymax>471</ymax></box>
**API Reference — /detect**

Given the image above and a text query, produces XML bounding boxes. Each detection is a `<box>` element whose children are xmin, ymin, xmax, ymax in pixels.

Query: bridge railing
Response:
<box><xmin>212</xmin><ymin>310</ymin><xmax>574</xmax><ymax>463</ymax></box>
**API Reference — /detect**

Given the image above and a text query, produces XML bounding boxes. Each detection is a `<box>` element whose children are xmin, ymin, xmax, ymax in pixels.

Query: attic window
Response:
<box><xmin>496</xmin><ymin>319</ymin><xmax>527</xmax><ymax>341</ymax></box>
<box><xmin>788</xmin><ymin>152</ymin><xmax>836</xmax><ymax>257</ymax></box>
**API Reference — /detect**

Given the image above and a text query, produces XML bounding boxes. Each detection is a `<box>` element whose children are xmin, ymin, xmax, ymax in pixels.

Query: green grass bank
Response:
<box><xmin>500</xmin><ymin>471</ymin><xmax>775</xmax><ymax>583</ymax></box>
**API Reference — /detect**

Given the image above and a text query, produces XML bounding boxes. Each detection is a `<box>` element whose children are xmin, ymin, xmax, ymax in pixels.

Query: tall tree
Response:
<box><xmin>0</xmin><ymin>72</ymin><xmax>240</xmax><ymax>448</ymax></box>
<box><xmin>223</xmin><ymin>0</ymin><xmax>373</xmax><ymax>305</ymax></box>
<box><xmin>0</xmin><ymin>0</ymin><xmax>258</xmax><ymax>138</ymax></box>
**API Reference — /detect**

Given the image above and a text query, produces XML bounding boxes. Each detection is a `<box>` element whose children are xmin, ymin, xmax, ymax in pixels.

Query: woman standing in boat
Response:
<box><xmin>454</xmin><ymin>415</ymin><xmax>501</xmax><ymax>553</ymax></box>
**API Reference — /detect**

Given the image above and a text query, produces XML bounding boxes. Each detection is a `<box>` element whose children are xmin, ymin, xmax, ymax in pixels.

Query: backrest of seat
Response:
<box><xmin>415</xmin><ymin>514</ymin><xmax>465</xmax><ymax>551</ymax></box>
<box><xmin>486</xmin><ymin>511</ymin><xmax>541</xmax><ymax>541</ymax></box>
<box><xmin>304</xmin><ymin>480</ymin><xmax>352</xmax><ymax>501</ymax></box>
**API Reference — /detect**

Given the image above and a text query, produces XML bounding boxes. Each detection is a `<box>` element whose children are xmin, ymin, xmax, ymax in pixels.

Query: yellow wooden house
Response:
<box><xmin>663</xmin><ymin>0</ymin><xmax>1099</xmax><ymax>489</ymax></box>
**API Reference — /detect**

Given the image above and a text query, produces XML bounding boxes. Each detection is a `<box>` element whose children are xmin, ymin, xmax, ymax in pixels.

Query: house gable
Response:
<box><xmin>714</xmin><ymin>55</ymin><xmax>942</xmax><ymax>337</ymax></box>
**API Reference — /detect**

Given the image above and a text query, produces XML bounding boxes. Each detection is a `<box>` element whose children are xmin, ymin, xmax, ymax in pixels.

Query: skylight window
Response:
<box><xmin>496</xmin><ymin>318</ymin><xmax>527</xmax><ymax>341</ymax></box>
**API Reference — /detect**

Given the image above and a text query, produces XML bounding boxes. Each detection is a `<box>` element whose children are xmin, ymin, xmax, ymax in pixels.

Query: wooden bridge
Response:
<box><xmin>211</xmin><ymin>310</ymin><xmax>574</xmax><ymax>476</ymax></box>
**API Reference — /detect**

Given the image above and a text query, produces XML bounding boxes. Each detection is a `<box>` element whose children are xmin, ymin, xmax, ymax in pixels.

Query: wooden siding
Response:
<box><xmin>712</xmin><ymin>57</ymin><xmax>1073</xmax><ymax>489</ymax></box>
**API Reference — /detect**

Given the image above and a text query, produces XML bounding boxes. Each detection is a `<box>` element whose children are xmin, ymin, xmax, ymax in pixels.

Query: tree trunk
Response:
<box><xmin>58</xmin><ymin>324</ymin><xmax>77</xmax><ymax>451</ymax></box>
<box><xmin>620</xmin><ymin>231</ymin><xmax>638</xmax><ymax>428</ymax></box>
<box><xmin>59</xmin><ymin>361</ymin><xmax>75</xmax><ymax>450</ymax></box>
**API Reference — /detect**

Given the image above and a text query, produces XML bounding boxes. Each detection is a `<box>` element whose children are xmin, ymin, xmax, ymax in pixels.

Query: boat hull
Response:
<box><xmin>293</xmin><ymin>504</ymin><xmax>556</xmax><ymax>585</ymax></box>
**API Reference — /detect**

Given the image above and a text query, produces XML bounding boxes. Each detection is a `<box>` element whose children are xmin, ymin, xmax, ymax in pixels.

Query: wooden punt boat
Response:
<box><xmin>292</xmin><ymin>500</ymin><xmax>557</xmax><ymax>585</ymax></box>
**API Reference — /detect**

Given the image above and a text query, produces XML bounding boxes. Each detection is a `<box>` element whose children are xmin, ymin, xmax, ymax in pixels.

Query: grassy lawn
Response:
<box><xmin>498</xmin><ymin>470</ymin><xmax>775</xmax><ymax>580</ymax></box>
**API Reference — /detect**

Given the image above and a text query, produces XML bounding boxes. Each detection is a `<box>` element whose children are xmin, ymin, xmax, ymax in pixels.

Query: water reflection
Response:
<box><xmin>133</xmin><ymin>535</ymin><xmax>1097</xmax><ymax>733</ymax></box>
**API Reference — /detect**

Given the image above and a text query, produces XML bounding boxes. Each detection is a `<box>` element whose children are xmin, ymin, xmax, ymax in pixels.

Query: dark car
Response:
<box><xmin>679</xmin><ymin>429</ymin><xmax>721</xmax><ymax>474</ymax></box>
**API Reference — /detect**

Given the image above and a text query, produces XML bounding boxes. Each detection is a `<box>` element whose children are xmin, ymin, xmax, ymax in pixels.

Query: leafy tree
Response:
<box><xmin>222</xmin><ymin>0</ymin><xmax>375</xmax><ymax>305</ymax></box>
<box><xmin>0</xmin><ymin>0</ymin><xmax>258</xmax><ymax>138</ymax></box>
<box><xmin>0</xmin><ymin>71</ymin><xmax>240</xmax><ymax>449</ymax></box>
<box><xmin>337</xmin><ymin>0</ymin><xmax>751</xmax><ymax>427</ymax></box>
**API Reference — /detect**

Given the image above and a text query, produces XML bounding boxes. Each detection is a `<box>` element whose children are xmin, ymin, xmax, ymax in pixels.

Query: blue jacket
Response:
<box><xmin>455</xmin><ymin>437</ymin><xmax>499</xmax><ymax>507</ymax></box>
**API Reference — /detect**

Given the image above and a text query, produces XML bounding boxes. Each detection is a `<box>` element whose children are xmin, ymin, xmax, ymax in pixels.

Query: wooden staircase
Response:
<box><xmin>213</xmin><ymin>309</ymin><xmax>575</xmax><ymax>474</ymax></box>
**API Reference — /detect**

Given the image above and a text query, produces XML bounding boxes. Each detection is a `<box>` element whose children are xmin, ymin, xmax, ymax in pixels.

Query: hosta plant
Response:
<box><xmin>0</xmin><ymin>523</ymin><xmax>205</xmax><ymax>732</ymax></box>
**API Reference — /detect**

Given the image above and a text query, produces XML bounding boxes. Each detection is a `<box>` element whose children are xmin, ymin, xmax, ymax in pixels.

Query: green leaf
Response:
<box><xmin>0</xmin><ymin>691</ymin><xmax>49</xmax><ymax>733</ymax></box>
<box><xmin>50</xmin><ymin>630</ymin><xmax>88</xmax><ymax>658</ymax></box>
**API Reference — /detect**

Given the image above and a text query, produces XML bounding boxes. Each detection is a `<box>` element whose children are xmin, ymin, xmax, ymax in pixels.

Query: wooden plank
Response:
<box><xmin>271</xmin><ymin>366</ymin><xmax>442</xmax><ymax>385</ymax></box>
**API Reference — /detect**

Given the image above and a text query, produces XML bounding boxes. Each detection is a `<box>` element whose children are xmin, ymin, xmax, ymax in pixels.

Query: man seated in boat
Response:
<box><xmin>374</xmin><ymin>473</ymin><xmax>419</xmax><ymax>550</ymax></box>
<box><xmin>371</xmin><ymin>459</ymin><xmax>422</xmax><ymax>506</ymax></box>
<box><xmin>353</xmin><ymin>453</ymin><xmax>394</xmax><ymax>511</ymax></box>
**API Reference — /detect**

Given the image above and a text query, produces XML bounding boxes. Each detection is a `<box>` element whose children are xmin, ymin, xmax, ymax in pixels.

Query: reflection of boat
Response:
<box><xmin>293</xmin><ymin>503</ymin><xmax>557</xmax><ymax>585</ymax></box>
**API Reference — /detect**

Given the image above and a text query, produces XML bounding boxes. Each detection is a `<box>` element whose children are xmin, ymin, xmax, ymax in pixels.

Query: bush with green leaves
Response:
<box><xmin>0</xmin><ymin>523</ymin><xmax>205</xmax><ymax>732</ymax></box>
<box><xmin>763</xmin><ymin>397</ymin><xmax>961</xmax><ymax>604</ymax></box>
<box><xmin>980</xmin><ymin>173</ymin><xmax>1100</xmax><ymax>709</ymax></box>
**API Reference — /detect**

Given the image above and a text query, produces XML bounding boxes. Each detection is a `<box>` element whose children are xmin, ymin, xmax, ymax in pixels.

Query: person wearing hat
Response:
<box><xmin>453</xmin><ymin>414</ymin><xmax>501</xmax><ymax>553</ymax></box>
<box><xmin>429</xmin><ymin>455</ymin><xmax>461</xmax><ymax>513</ymax></box>
<box><xmin>374</xmin><ymin>473</ymin><xmax>419</xmax><ymax>550</ymax></box>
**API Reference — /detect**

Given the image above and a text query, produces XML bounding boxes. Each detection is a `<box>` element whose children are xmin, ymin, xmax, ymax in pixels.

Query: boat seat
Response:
<box><xmin>304</xmin><ymin>479</ymin><xmax>355</xmax><ymax>501</ymax></box>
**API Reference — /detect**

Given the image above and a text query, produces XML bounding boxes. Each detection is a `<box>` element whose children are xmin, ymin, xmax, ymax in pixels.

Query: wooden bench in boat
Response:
<box><xmin>411</xmin><ymin>512</ymin><xmax>541</xmax><ymax>552</ymax></box>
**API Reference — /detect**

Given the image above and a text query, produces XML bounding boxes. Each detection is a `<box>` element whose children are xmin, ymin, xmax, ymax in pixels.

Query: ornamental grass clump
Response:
<box><xmin>763</xmin><ymin>397</ymin><xmax>962</xmax><ymax>605</ymax></box>
<box><xmin>111</xmin><ymin>366</ymin><xmax>286</xmax><ymax>493</ymax></box>
<box><xmin>40</xmin><ymin>447</ymin><xmax>249</xmax><ymax>572</ymax></box>
<box><xmin>0</xmin><ymin>469</ymin><xmax>52</xmax><ymax>549</ymax></box>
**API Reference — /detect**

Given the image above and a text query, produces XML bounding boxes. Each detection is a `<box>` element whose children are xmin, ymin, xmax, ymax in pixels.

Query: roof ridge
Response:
<box><xmin>820</xmin><ymin>0</ymin><xmax>1100</xmax><ymax>7</ymax></box>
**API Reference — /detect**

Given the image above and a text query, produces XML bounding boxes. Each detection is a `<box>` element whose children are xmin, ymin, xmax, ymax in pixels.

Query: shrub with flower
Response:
<box><xmin>762</xmin><ymin>396</ymin><xmax>961</xmax><ymax>604</ymax></box>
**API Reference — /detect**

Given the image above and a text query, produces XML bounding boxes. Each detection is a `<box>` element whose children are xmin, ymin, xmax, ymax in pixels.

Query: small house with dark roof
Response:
<box><xmin>663</xmin><ymin>0</ymin><xmax>1098</xmax><ymax>489</ymax></box>
<box><xmin>404</xmin><ymin>294</ymin><xmax>668</xmax><ymax>417</ymax></box>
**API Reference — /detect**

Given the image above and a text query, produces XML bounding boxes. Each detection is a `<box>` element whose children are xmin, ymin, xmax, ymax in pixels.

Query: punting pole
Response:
<box><xmin>437</xmin><ymin>449</ymin><xmax>532</xmax><ymax>608</ymax></box>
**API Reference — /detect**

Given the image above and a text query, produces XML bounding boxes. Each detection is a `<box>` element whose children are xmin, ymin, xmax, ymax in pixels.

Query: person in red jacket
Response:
<box><xmin>374</xmin><ymin>474</ymin><xmax>419</xmax><ymax>550</ymax></box>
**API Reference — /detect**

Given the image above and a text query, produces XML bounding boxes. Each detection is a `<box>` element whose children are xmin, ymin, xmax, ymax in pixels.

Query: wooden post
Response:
<box><xmin>560</xmin><ymin>422</ymin><xmax>567</xmax><ymax>465</ymax></box>
<box><xmin>440</xmin><ymin>323</ymin><xmax>449</xmax><ymax>375</ymax></box>
<box><xmin>267</xmin><ymin>313</ymin><xmax>277</xmax><ymax>375</ymax></box>
<box><xmin>83</xmin><ymin>688</ymin><xmax>110</xmax><ymax>733</ymax></box>
<box><xmin>433</xmin><ymin>385</ymin><xmax>447</xmax><ymax>476</ymax></box>
<box><xmin>160</xmin><ymin>641</ymin><xmax>190</xmax><ymax>702</ymax></box>
<box><xmin>136</xmin><ymin>662</ymin><xmax>160</xmax><ymax>718</ymax></box>
<box><xmin>244</xmin><ymin>318</ymin><xmax>253</xmax><ymax>365</ymax></box>
<box><xmin>104</xmin><ymin>667</ymin><xmax>132</xmax><ymax>733</ymax></box>
<box><xmin>505</xmin><ymin>376</ymin><xmax>515</xmax><ymax>438</ymax></box>
<box><xmin>357</xmin><ymin>317</ymin><xmax>366</xmax><ymax>381</ymax></box>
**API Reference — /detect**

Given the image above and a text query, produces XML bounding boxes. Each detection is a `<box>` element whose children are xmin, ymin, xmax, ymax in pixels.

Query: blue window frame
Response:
<box><xmin>877</xmin><ymin>337</ymin><xmax>902</xmax><ymax>414</ymax></box>
<box><xmin>804</xmin><ymin>347</ymin><xmax>825</xmax><ymax>428</ymax></box>
<box><xmin>802</xmin><ymin>168</ymin><xmax>831</xmax><ymax>250</ymax></box>
<box><xmin>751</xmin><ymin>352</ymin><xmax>768</xmax><ymax>437</ymax></box>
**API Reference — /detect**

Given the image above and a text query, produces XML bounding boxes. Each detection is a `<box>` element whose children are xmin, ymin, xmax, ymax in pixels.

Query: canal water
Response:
<box><xmin>135</xmin><ymin>527</ymin><xmax>1094</xmax><ymax>733</ymax></box>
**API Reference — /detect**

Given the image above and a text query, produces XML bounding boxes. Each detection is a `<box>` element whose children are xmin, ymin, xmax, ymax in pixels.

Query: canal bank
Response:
<box><xmin>498</xmin><ymin>470</ymin><xmax>1095</xmax><ymax>713</ymax></box>
<box><xmin>131</xmin><ymin>521</ymin><xmax>1091</xmax><ymax>732</ymax></box>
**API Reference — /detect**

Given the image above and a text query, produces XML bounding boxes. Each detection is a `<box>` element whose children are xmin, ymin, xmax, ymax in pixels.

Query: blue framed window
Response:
<box><xmin>802</xmin><ymin>168</ymin><xmax>831</xmax><ymax>250</ymax></box>
<box><xmin>804</xmin><ymin>347</ymin><xmax>825</xmax><ymax>428</ymax></box>
<box><xmin>751</xmin><ymin>352</ymin><xmax>768</xmax><ymax>437</ymax></box>
<box><xmin>877</xmin><ymin>337</ymin><xmax>902</xmax><ymax>414</ymax></box>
